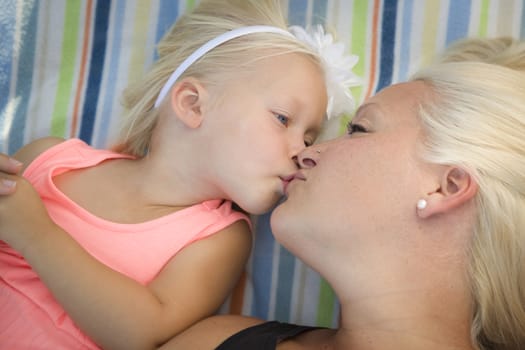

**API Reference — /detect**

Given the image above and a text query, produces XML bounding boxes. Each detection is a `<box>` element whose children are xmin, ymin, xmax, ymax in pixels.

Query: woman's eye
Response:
<box><xmin>347</xmin><ymin>122</ymin><xmax>367</xmax><ymax>135</ymax></box>
<box><xmin>275</xmin><ymin>114</ymin><xmax>289</xmax><ymax>126</ymax></box>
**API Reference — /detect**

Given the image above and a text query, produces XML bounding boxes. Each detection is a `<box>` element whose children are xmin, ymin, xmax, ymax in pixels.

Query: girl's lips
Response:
<box><xmin>281</xmin><ymin>176</ymin><xmax>293</xmax><ymax>195</ymax></box>
<box><xmin>281</xmin><ymin>172</ymin><xmax>306</xmax><ymax>195</ymax></box>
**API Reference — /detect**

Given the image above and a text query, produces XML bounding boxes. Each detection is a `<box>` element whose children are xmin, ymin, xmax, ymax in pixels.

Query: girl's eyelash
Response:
<box><xmin>347</xmin><ymin>122</ymin><xmax>367</xmax><ymax>135</ymax></box>
<box><xmin>275</xmin><ymin>113</ymin><xmax>289</xmax><ymax>126</ymax></box>
<box><xmin>273</xmin><ymin>112</ymin><xmax>313</xmax><ymax>146</ymax></box>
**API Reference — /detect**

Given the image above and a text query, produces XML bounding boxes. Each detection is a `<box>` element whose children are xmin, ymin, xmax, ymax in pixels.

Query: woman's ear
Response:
<box><xmin>417</xmin><ymin>167</ymin><xmax>478</xmax><ymax>219</ymax></box>
<box><xmin>169</xmin><ymin>77</ymin><xmax>207</xmax><ymax>129</ymax></box>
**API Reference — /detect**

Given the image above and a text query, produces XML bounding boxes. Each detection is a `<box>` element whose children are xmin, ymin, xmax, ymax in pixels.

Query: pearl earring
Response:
<box><xmin>416</xmin><ymin>199</ymin><xmax>427</xmax><ymax>210</ymax></box>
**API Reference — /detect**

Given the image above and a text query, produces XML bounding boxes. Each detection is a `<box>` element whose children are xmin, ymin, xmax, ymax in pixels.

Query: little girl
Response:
<box><xmin>0</xmin><ymin>0</ymin><xmax>359</xmax><ymax>349</ymax></box>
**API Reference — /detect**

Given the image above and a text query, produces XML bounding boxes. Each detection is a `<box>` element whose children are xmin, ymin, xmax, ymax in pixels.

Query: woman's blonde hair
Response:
<box><xmin>113</xmin><ymin>0</ymin><xmax>322</xmax><ymax>156</ymax></box>
<box><xmin>412</xmin><ymin>37</ymin><xmax>525</xmax><ymax>350</ymax></box>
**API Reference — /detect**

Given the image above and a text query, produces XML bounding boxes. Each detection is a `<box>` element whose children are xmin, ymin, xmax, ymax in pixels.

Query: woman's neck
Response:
<box><xmin>332</xmin><ymin>283</ymin><xmax>475</xmax><ymax>350</ymax></box>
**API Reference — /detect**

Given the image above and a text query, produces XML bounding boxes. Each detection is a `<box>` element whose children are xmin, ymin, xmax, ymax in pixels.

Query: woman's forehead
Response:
<box><xmin>360</xmin><ymin>81</ymin><xmax>428</xmax><ymax>123</ymax></box>
<box><xmin>373</xmin><ymin>81</ymin><xmax>427</xmax><ymax>104</ymax></box>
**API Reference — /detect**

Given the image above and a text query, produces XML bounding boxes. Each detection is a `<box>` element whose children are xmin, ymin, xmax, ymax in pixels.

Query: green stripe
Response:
<box><xmin>316</xmin><ymin>278</ymin><xmax>336</xmax><ymax>326</ymax></box>
<box><xmin>51</xmin><ymin>1</ymin><xmax>81</xmax><ymax>136</ymax></box>
<box><xmin>478</xmin><ymin>0</ymin><xmax>489</xmax><ymax>37</ymax></box>
<box><xmin>350</xmin><ymin>0</ymin><xmax>369</xmax><ymax>106</ymax></box>
<box><xmin>338</xmin><ymin>0</ymin><xmax>370</xmax><ymax>134</ymax></box>
<box><xmin>339</xmin><ymin>113</ymin><xmax>351</xmax><ymax>135</ymax></box>
<box><xmin>186</xmin><ymin>0</ymin><xmax>196</xmax><ymax>10</ymax></box>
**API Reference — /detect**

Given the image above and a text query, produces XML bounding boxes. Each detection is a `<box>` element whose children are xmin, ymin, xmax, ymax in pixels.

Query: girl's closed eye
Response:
<box><xmin>347</xmin><ymin>122</ymin><xmax>367</xmax><ymax>135</ymax></box>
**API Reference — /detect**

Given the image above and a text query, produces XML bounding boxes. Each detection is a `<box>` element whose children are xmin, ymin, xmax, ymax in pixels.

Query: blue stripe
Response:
<box><xmin>288</xmin><ymin>0</ymin><xmax>308</xmax><ymax>26</ymax></box>
<box><xmin>377</xmin><ymin>0</ymin><xmax>397</xmax><ymax>92</ymax></box>
<box><xmin>274</xmin><ymin>246</ymin><xmax>296</xmax><ymax>322</ymax></box>
<box><xmin>156</xmin><ymin>0</ymin><xmax>180</xmax><ymax>44</ymax></box>
<box><xmin>0</xmin><ymin>0</ymin><xmax>17</xmax><ymax>151</ymax></box>
<box><xmin>79</xmin><ymin>0</ymin><xmax>111</xmax><ymax>144</ymax></box>
<box><xmin>94</xmin><ymin>0</ymin><xmax>125</xmax><ymax>148</ymax></box>
<box><xmin>312</xmin><ymin>0</ymin><xmax>327</xmax><ymax>25</ymax></box>
<box><xmin>10</xmin><ymin>1</ymin><xmax>39</xmax><ymax>153</ymax></box>
<box><xmin>250</xmin><ymin>211</ymin><xmax>275</xmax><ymax>319</ymax></box>
<box><xmin>397</xmin><ymin>0</ymin><xmax>413</xmax><ymax>82</ymax></box>
<box><xmin>445</xmin><ymin>0</ymin><xmax>471</xmax><ymax>46</ymax></box>
<box><xmin>153</xmin><ymin>0</ymin><xmax>181</xmax><ymax>61</ymax></box>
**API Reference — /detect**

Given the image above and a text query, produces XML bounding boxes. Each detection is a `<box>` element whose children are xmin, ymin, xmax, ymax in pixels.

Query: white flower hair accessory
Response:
<box><xmin>289</xmin><ymin>25</ymin><xmax>361</xmax><ymax>119</ymax></box>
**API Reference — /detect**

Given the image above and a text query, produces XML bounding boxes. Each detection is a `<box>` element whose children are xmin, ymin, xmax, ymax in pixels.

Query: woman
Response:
<box><xmin>1</xmin><ymin>37</ymin><xmax>524</xmax><ymax>349</ymax></box>
<box><xmin>156</xmin><ymin>36</ymin><xmax>525</xmax><ymax>350</ymax></box>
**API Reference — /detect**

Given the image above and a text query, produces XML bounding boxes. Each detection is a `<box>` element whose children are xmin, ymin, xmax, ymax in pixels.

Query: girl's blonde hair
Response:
<box><xmin>412</xmin><ymin>37</ymin><xmax>525</xmax><ymax>350</ymax></box>
<box><xmin>113</xmin><ymin>0</ymin><xmax>322</xmax><ymax>156</ymax></box>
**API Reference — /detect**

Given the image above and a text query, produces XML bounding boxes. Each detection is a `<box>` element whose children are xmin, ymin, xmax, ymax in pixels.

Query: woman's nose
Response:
<box><xmin>294</xmin><ymin>146</ymin><xmax>322</xmax><ymax>168</ymax></box>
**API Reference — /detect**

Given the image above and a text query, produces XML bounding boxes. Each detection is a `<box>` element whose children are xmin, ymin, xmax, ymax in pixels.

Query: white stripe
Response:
<box><xmin>511</xmin><ymin>0</ymin><xmax>524</xmax><ymax>37</ymax></box>
<box><xmin>300</xmin><ymin>265</ymin><xmax>322</xmax><ymax>326</ymax></box>
<box><xmin>435</xmin><ymin>0</ymin><xmax>450</xmax><ymax>53</ymax></box>
<box><xmin>290</xmin><ymin>258</ymin><xmax>304</xmax><ymax>322</ymax></box>
<box><xmin>408</xmin><ymin>0</ymin><xmax>425</xmax><ymax>77</ymax></box>
<box><xmin>469</xmin><ymin>0</ymin><xmax>482</xmax><ymax>35</ymax></box>
<box><xmin>487</xmin><ymin>0</ymin><xmax>499</xmax><ymax>36</ymax></box>
<box><xmin>392</xmin><ymin>0</ymin><xmax>404</xmax><ymax>84</ymax></box>
<box><xmin>305</xmin><ymin>0</ymin><xmax>314</xmax><ymax>26</ymax></box>
<box><xmin>2</xmin><ymin>0</ymin><xmax>25</xmax><ymax>151</ymax></box>
<box><xmin>26</xmin><ymin>0</ymin><xmax>65</xmax><ymax>142</ymax></box>
<box><xmin>328</xmin><ymin>0</ymin><xmax>354</xmax><ymax>51</ymax></box>
<box><xmin>1</xmin><ymin>98</ymin><xmax>20</xmax><ymax>153</ymax></box>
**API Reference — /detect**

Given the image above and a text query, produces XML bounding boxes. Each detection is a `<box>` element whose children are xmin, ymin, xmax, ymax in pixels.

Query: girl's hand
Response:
<box><xmin>0</xmin><ymin>154</ymin><xmax>23</xmax><ymax>194</ymax></box>
<box><xmin>0</xmin><ymin>155</ymin><xmax>55</xmax><ymax>252</ymax></box>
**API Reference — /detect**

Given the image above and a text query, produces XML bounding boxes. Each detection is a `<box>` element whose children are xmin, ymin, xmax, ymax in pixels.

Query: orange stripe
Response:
<box><xmin>364</xmin><ymin>0</ymin><xmax>381</xmax><ymax>99</ymax></box>
<box><xmin>70</xmin><ymin>0</ymin><xmax>93</xmax><ymax>138</ymax></box>
<box><xmin>228</xmin><ymin>271</ymin><xmax>247</xmax><ymax>314</ymax></box>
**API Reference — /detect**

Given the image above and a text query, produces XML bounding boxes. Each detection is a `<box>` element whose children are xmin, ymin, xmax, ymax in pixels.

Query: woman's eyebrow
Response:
<box><xmin>352</xmin><ymin>102</ymin><xmax>378</xmax><ymax>122</ymax></box>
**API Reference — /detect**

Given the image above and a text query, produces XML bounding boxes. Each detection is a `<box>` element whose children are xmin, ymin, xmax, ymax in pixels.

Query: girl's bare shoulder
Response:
<box><xmin>13</xmin><ymin>136</ymin><xmax>65</xmax><ymax>171</ymax></box>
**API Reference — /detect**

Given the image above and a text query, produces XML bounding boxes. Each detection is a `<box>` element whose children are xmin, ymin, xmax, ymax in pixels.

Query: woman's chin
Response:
<box><xmin>269</xmin><ymin>204</ymin><xmax>291</xmax><ymax>236</ymax></box>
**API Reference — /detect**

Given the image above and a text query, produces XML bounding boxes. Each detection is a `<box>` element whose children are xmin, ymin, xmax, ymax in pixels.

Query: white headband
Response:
<box><xmin>154</xmin><ymin>25</ymin><xmax>293</xmax><ymax>108</ymax></box>
<box><xmin>154</xmin><ymin>24</ymin><xmax>361</xmax><ymax>118</ymax></box>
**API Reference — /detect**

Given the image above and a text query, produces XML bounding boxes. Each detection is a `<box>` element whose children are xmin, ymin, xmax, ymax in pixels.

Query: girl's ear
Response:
<box><xmin>417</xmin><ymin>167</ymin><xmax>478</xmax><ymax>219</ymax></box>
<box><xmin>169</xmin><ymin>77</ymin><xmax>208</xmax><ymax>129</ymax></box>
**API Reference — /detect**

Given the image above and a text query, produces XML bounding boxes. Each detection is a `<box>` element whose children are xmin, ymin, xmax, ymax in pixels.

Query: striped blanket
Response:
<box><xmin>1</xmin><ymin>0</ymin><xmax>524</xmax><ymax>329</ymax></box>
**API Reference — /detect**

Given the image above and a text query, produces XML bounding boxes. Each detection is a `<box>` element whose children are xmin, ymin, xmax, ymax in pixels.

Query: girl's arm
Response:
<box><xmin>0</xmin><ymin>182</ymin><xmax>252</xmax><ymax>349</ymax></box>
<box><xmin>0</xmin><ymin>144</ymin><xmax>253</xmax><ymax>350</ymax></box>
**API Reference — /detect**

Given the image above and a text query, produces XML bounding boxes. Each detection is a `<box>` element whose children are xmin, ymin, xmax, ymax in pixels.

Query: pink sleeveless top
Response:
<box><xmin>0</xmin><ymin>139</ymin><xmax>250</xmax><ymax>349</ymax></box>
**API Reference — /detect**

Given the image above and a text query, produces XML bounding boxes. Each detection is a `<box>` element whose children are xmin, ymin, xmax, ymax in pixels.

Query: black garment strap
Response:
<box><xmin>215</xmin><ymin>321</ymin><xmax>322</xmax><ymax>350</ymax></box>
